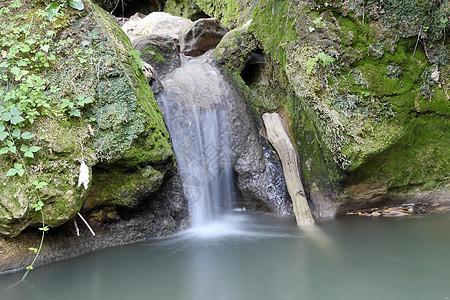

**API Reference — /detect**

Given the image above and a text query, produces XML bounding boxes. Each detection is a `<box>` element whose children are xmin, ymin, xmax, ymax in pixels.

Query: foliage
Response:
<box><xmin>306</xmin><ymin>52</ymin><xmax>336</xmax><ymax>74</ymax></box>
<box><xmin>1</xmin><ymin>0</ymin><xmax>85</xmax><ymax>287</ymax></box>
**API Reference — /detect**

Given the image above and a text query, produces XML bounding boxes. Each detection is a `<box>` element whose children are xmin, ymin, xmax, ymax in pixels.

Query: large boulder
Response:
<box><xmin>132</xmin><ymin>34</ymin><xmax>181</xmax><ymax>80</ymax></box>
<box><xmin>0</xmin><ymin>1</ymin><xmax>179</xmax><ymax>237</ymax></box>
<box><xmin>121</xmin><ymin>12</ymin><xmax>192</xmax><ymax>42</ymax></box>
<box><xmin>180</xmin><ymin>18</ymin><xmax>229</xmax><ymax>57</ymax></box>
<box><xmin>210</xmin><ymin>0</ymin><xmax>449</xmax><ymax>217</ymax></box>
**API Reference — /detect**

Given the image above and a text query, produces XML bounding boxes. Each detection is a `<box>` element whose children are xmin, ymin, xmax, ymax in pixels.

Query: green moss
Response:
<box><xmin>249</xmin><ymin>0</ymin><xmax>298</xmax><ymax>68</ymax></box>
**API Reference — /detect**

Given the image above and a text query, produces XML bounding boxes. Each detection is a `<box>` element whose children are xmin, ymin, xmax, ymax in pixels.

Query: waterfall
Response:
<box><xmin>157</xmin><ymin>54</ymin><xmax>235</xmax><ymax>227</ymax></box>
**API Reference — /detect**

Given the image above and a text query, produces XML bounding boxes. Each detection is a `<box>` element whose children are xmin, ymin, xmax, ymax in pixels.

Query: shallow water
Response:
<box><xmin>1</xmin><ymin>212</ymin><xmax>450</xmax><ymax>300</ymax></box>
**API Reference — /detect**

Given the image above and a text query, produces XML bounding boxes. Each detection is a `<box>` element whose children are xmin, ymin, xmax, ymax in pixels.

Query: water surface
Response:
<box><xmin>1</xmin><ymin>212</ymin><xmax>450</xmax><ymax>300</ymax></box>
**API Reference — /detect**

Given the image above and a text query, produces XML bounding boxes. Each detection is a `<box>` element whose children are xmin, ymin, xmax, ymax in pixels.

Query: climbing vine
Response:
<box><xmin>1</xmin><ymin>0</ymin><xmax>85</xmax><ymax>286</ymax></box>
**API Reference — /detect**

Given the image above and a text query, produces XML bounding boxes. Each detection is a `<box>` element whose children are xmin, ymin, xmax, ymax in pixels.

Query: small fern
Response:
<box><xmin>306</xmin><ymin>53</ymin><xmax>336</xmax><ymax>74</ymax></box>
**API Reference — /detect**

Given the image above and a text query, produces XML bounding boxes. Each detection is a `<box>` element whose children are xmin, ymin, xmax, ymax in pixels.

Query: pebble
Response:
<box><xmin>346</xmin><ymin>203</ymin><xmax>450</xmax><ymax>218</ymax></box>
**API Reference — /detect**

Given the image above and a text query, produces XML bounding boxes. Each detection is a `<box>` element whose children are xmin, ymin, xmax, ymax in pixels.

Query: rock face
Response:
<box><xmin>132</xmin><ymin>34</ymin><xmax>181</xmax><ymax>80</ymax></box>
<box><xmin>0</xmin><ymin>0</ymin><xmax>185</xmax><ymax>239</ymax></box>
<box><xmin>262</xmin><ymin>113</ymin><xmax>314</xmax><ymax>225</ymax></box>
<box><xmin>157</xmin><ymin>53</ymin><xmax>293</xmax><ymax>215</ymax></box>
<box><xmin>191</xmin><ymin>0</ymin><xmax>450</xmax><ymax>217</ymax></box>
<box><xmin>121</xmin><ymin>12</ymin><xmax>192</xmax><ymax>42</ymax></box>
<box><xmin>180</xmin><ymin>18</ymin><xmax>229</xmax><ymax>57</ymax></box>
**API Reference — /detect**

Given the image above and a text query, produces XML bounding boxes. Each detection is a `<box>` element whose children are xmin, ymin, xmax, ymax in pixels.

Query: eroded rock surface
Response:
<box><xmin>121</xmin><ymin>12</ymin><xmax>192</xmax><ymax>42</ymax></box>
<box><xmin>180</xmin><ymin>18</ymin><xmax>229</xmax><ymax>56</ymax></box>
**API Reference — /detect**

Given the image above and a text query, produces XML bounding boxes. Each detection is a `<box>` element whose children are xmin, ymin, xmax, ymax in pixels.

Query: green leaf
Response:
<box><xmin>0</xmin><ymin>132</ymin><xmax>7</xmax><ymax>141</ymax></box>
<box><xmin>14</xmin><ymin>163</ymin><xmax>22</xmax><ymax>169</ymax></box>
<box><xmin>0</xmin><ymin>147</ymin><xmax>8</xmax><ymax>154</ymax></box>
<box><xmin>17</xmin><ymin>168</ymin><xmax>24</xmax><ymax>177</ymax></box>
<box><xmin>10</xmin><ymin>107</ymin><xmax>21</xmax><ymax>116</ymax></box>
<box><xmin>2</xmin><ymin>112</ymin><xmax>12</xmax><ymax>121</ymax></box>
<box><xmin>21</xmin><ymin>132</ymin><xmax>34</xmax><ymax>139</ymax></box>
<box><xmin>28</xmin><ymin>247</ymin><xmax>38</xmax><ymax>253</ymax></box>
<box><xmin>33</xmin><ymin>181</ymin><xmax>48</xmax><ymax>189</ymax></box>
<box><xmin>40</xmin><ymin>44</ymin><xmax>50</xmax><ymax>52</ymax></box>
<box><xmin>6</xmin><ymin>168</ymin><xmax>17</xmax><ymax>176</ymax></box>
<box><xmin>26</xmin><ymin>265</ymin><xmax>34</xmax><ymax>270</ymax></box>
<box><xmin>70</xmin><ymin>109</ymin><xmax>81</xmax><ymax>117</ymax></box>
<box><xmin>29</xmin><ymin>146</ymin><xmax>42</xmax><ymax>152</ymax></box>
<box><xmin>12</xmin><ymin>128</ymin><xmax>21</xmax><ymax>137</ymax></box>
<box><xmin>10</xmin><ymin>66</ymin><xmax>21</xmax><ymax>76</ymax></box>
<box><xmin>69</xmin><ymin>0</ymin><xmax>84</xmax><ymax>10</ymax></box>
<box><xmin>308</xmin><ymin>27</ymin><xmax>315</xmax><ymax>32</ymax></box>
<box><xmin>11</xmin><ymin>115</ymin><xmax>24</xmax><ymax>125</ymax></box>
<box><xmin>33</xmin><ymin>200</ymin><xmax>44</xmax><ymax>211</ymax></box>
<box><xmin>39</xmin><ymin>225</ymin><xmax>49</xmax><ymax>232</ymax></box>
<box><xmin>24</xmin><ymin>151</ymin><xmax>34</xmax><ymax>158</ymax></box>
<box><xmin>8</xmin><ymin>146</ymin><xmax>16</xmax><ymax>153</ymax></box>
<box><xmin>20</xmin><ymin>144</ymin><xmax>29</xmax><ymax>152</ymax></box>
<box><xmin>45</xmin><ymin>2</ymin><xmax>60</xmax><ymax>21</ymax></box>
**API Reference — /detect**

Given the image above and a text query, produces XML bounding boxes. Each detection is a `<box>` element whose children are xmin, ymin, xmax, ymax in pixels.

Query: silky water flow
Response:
<box><xmin>157</xmin><ymin>54</ymin><xmax>235</xmax><ymax>230</ymax></box>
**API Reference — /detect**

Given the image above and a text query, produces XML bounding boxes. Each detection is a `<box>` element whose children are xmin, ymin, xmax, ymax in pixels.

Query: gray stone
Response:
<box><xmin>180</xmin><ymin>18</ymin><xmax>229</xmax><ymax>57</ymax></box>
<box><xmin>132</xmin><ymin>34</ymin><xmax>181</xmax><ymax>80</ymax></box>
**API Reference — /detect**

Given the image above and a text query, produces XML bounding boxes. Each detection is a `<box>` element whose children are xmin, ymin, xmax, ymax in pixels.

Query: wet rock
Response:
<box><xmin>121</xmin><ymin>12</ymin><xmax>192</xmax><ymax>42</ymax></box>
<box><xmin>132</xmin><ymin>34</ymin><xmax>181</xmax><ymax>80</ymax></box>
<box><xmin>180</xmin><ymin>18</ymin><xmax>229</xmax><ymax>57</ymax></box>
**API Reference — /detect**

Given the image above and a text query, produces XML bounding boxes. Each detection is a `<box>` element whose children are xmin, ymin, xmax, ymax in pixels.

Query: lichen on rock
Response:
<box><xmin>0</xmin><ymin>0</ymin><xmax>175</xmax><ymax>237</ymax></box>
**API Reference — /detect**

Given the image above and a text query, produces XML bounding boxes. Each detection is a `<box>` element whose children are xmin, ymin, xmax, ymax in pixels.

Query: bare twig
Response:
<box><xmin>77</xmin><ymin>213</ymin><xmax>96</xmax><ymax>236</ymax></box>
<box><xmin>411</xmin><ymin>26</ymin><xmax>423</xmax><ymax>59</ymax></box>
<box><xmin>74</xmin><ymin>219</ymin><xmax>80</xmax><ymax>236</ymax></box>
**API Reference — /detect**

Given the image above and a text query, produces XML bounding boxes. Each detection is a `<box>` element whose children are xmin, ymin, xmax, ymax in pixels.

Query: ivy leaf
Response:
<box><xmin>33</xmin><ymin>200</ymin><xmax>45</xmax><ymax>211</ymax></box>
<box><xmin>39</xmin><ymin>225</ymin><xmax>49</xmax><ymax>232</ymax></box>
<box><xmin>70</xmin><ymin>109</ymin><xmax>81</xmax><ymax>117</ymax></box>
<box><xmin>2</xmin><ymin>112</ymin><xmax>12</xmax><ymax>121</ymax></box>
<box><xmin>69</xmin><ymin>0</ymin><xmax>84</xmax><ymax>10</ymax></box>
<box><xmin>6</xmin><ymin>168</ymin><xmax>17</xmax><ymax>176</ymax></box>
<box><xmin>17</xmin><ymin>168</ymin><xmax>24</xmax><ymax>176</ymax></box>
<box><xmin>21</xmin><ymin>132</ymin><xmax>34</xmax><ymax>139</ymax></box>
<box><xmin>45</xmin><ymin>2</ymin><xmax>60</xmax><ymax>21</ymax></box>
<box><xmin>29</xmin><ymin>146</ymin><xmax>42</xmax><ymax>152</ymax></box>
<box><xmin>10</xmin><ymin>107</ymin><xmax>21</xmax><ymax>116</ymax></box>
<box><xmin>12</xmin><ymin>127</ymin><xmax>21</xmax><ymax>137</ymax></box>
<box><xmin>33</xmin><ymin>181</ymin><xmax>49</xmax><ymax>189</ymax></box>
<box><xmin>10</xmin><ymin>115</ymin><xmax>25</xmax><ymax>125</ymax></box>
<box><xmin>40</xmin><ymin>44</ymin><xmax>50</xmax><ymax>53</ymax></box>
<box><xmin>10</xmin><ymin>66</ymin><xmax>21</xmax><ymax>76</ymax></box>
<box><xmin>0</xmin><ymin>131</ymin><xmax>8</xmax><ymax>141</ymax></box>
<box><xmin>24</xmin><ymin>151</ymin><xmax>34</xmax><ymax>158</ymax></box>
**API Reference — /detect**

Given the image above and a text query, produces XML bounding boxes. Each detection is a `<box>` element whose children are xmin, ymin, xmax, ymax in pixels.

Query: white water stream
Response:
<box><xmin>157</xmin><ymin>53</ymin><xmax>236</xmax><ymax>229</ymax></box>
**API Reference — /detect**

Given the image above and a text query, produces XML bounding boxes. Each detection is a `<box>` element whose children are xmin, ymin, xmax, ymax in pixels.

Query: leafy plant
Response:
<box><xmin>306</xmin><ymin>53</ymin><xmax>336</xmax><ymax>74</ymax></box>
<box><xmin>1</xmin><ymin>0</ymin><xmax>86</xmax><ymax>287</ymax></box>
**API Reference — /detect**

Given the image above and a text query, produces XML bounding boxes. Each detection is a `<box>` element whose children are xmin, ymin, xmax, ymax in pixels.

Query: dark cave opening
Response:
<box><xmin>240</xmin><ymin>49</ymin><xmax>266</xmax><ymax>87</ymax></box>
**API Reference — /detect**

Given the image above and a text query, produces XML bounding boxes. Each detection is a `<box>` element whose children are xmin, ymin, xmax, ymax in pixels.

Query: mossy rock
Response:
<box><xmin>210</xmin><ymin>0</ymin><xmax>449</xmax><ymax>215</ymax></box>
<box><xmin>0</xmin><ymin>0</ymin><xmax>174</xmax><ymax>237</ymax></box>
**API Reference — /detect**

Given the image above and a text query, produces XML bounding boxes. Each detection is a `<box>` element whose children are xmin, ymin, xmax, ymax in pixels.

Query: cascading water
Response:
<box><xmin>157</xmin><ymin>53</ymin><xmax>235</xmax><ymax>228</ymax></box>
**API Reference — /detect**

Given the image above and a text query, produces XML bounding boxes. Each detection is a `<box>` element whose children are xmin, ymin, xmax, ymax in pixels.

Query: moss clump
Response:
<box><xmin>0</xmin><ymin>0</ymin><xmax>175</xmax><ymax>237</ymax></box>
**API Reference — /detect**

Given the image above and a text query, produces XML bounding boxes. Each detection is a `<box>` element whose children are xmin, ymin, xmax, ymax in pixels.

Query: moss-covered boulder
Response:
<box><xmin>192</xmin><ymin>0</ymin><xmax>449</xmax><ymax>217</ymax></box>
<box><xmin>0</xmin><ymin>0</ymin><xmax>174</xmax><ymax>237</ymax></box>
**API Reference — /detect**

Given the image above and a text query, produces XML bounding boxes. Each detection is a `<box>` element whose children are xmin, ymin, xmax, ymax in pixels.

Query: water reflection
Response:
<box><xmin>1</xmin><ymin>212</ymin><xmax>450</xmax><ymax>300</ymax></box>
